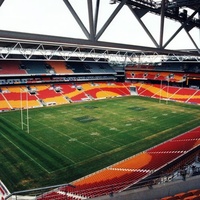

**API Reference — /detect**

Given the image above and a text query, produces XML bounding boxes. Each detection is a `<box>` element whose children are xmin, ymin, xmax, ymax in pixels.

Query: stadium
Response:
<box><xmin>0</xmin><ymin>0</ymin><xmax>200</xmax><ymax>199</ymax></box>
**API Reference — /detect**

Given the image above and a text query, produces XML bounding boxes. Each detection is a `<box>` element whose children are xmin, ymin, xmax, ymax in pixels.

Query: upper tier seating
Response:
<box><xmin>0</xmin><ymin>61</ymin><xmax>117</xmax><ymax>78</ymax></box>
<box><xmin>21</xmin><ymin>61</ymin><xmax>50</xmax><ymax>74</ymax></box>
<box><xmin>126</xmin><ymin>71</ymin><xmax>146</xmax><ymax>79</ymax></box>
<box><xmin>66</xmin><ymin>62</ymin><xmax>91</xmax><ymax>73</ymax></box>
<box><xmin>46</xmin><ymin>61</ymin><xmax>73</xmax><ymax>74</ymax></box>
<box><xmin>65</xmin><ymin>62</ymin><xmax>116</xmax><ymax>74</ymax></box>
<box><xmin>126</xmin><ymin>71</ymin><xmax>186</xmax><ymax>83</ymax></box>
<box><xmin>88</xmin><ymin>62</ymin><xmax>116</xmax><ymax>73</ymax></box>
<box><xmin>0</xmin><ymin>60</ymin><xmax>27</xmax><ymax>75</ymax></box>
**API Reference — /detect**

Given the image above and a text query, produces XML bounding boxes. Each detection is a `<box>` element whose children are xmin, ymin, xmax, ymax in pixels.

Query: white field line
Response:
<box><xmin>0</xmin><ymin>115</ymin><xmax>76</xmax><ymax>165</ymax></box>
<box><xmin>0</xmin><ymin>132</ymin><xmax>50</xmax><ymax>173</ymax></box>
<box><xmin>31</xmin><ymin>117</ymin><xmax>103</xmax><ymax>154</ymax></box>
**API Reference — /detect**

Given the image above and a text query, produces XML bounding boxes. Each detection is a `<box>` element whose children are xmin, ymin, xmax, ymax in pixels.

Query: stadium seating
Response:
<box><xmin>87</xmin><ymin>62</ymin><xmax>116</xmax><ymax>73</ymax></box>
<box><xmin>185</xmin><ymin>90</ymin><xmax>200</xmax><ymax>104</ymax></box>
<box><xmin>0</xmin><ymin>86</ymin><xmax>41</xmax><ymax>109</ymax></box>
<box><xmin>97</xmin><ymin>82</ymin><xmax>120</xmax><ymax>98</ymax></box>
<box><xmin>126</xmin><ymin>71</ymin><xmax>146</xmax><ymax>79</ymax></box>
<box><xmin>169</xmin><ymin>88</ymin><xmax>197</xmax><ymax>102</ymax></box>
<box><xmin>42</xmin><ymin>83</ymin><xmax>88</xmax><ymax>102</ymax></box>
<box><xmin>152</xmin><ymin>86</ymin><xmax>180</xmax><ymax>99</ymax></box>
<box><xmin>0</xmin><ymin>60</ymin><xmax>26</xmax><ymax>75</ymax></box>
<box><xmin>21</xmin><ymin>61</ymin><xmax>49</xmax><ymax>74</ymax></box>
<box><xmin>81</xmin><ymin>82</ymin><xmax>103</xmax><ymax>99</ymax></box>
<box><xmin>35</xmin><ymin>85</ymin><xmax>68</xmax><ymax>105</ymax></box>
<box><xmin>132</xmin><ymin>83</ymin><xmax>200</xmax><ymax>104</ymax></box>
<box><xmin>161</xmin><ymin>189</ymin><xmax>200</xmax><ymax>200</ymax></box>
<box><xmin>134</xmin><ymin>83</ymin><xmax>157</xmax><ymax>97</ymax></box>
<box><xmin>114</xmin><ymin>82</ymin><xmax>131</xmax><ymax>95</ymax></box>
<box><xmin>0</xmin><ymin>93</ymin><xmax>11</xmax><ymax>111</ymax></box>
<box><xmin>126</xmin><ymin>69</ymin><xmax>186</xmax><ymax>82</ymax></box>
<box><xmin>46</xmin><ymin>61</ymin><xmax>73</xmax><ymax>74</ymax></box>
<box><xmin>0</xmin><ymin>61</ymin><xmax>200</xmax><ymax>110</ymax></box>
<box><xmin>0</xmin><ymin>81</ymin><xmax>200</xmax><ymax>112</ymax></box>
<box><xmin>66</xmin><ymin>62</ymin><xmax>91</xmax><ymax>73</ymax></box>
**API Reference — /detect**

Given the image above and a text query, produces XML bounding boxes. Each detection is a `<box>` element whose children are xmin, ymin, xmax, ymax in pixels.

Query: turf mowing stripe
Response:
<box><xmin>0</xmin><ymin>118</ymin><xmax>73</xmax><ymax>171</ymax></box>
<box><xmin>30</xmin><ymin>134</ymin><xmax>76</xmax><ymax>164</ymax></box>
<box><xmin>32</xmin><ymin>117</ymin><xmax>103</xmax><ymax>154</ymax></box>
<box><xmin>0</xmin><ymin>115</ymin><xmax>77</xmax><ymax>164</ymax></box>
<box><xmin>0</xmin><ymin>132</ymin><xmax>50</xmax><ymax>173</ymax></box>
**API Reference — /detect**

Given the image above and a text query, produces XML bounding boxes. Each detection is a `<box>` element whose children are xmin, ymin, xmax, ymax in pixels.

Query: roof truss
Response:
<box><xmin>0</xmin><ymin>0</ymin><xmax>199</xmax><ymax>62</ymax></box>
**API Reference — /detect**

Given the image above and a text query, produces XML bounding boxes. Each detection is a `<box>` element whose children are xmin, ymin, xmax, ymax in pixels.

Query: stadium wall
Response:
<box><xmin>92</xmin><ymin>175</ymin><xmax>200</xmax><ymax>200</ymax></box>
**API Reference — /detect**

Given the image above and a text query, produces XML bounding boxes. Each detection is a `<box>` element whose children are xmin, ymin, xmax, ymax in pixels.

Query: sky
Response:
<box><xmin>0</xmin><ymin>0</ymin><xmax>199</xmax><ymax>50</ymax></box>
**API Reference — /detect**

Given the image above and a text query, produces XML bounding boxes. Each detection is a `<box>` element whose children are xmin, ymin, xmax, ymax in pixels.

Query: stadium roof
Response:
<box><xmin>0</xmin><ymin>0</ymin><xmax>199</xmax><ymax>62</ymax></box>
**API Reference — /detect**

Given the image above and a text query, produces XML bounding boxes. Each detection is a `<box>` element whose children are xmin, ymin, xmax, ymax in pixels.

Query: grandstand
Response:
<box><xmin>0</xmin><ymin>0</ymin><xmax>200</xmax><ymax>199</ymax></box>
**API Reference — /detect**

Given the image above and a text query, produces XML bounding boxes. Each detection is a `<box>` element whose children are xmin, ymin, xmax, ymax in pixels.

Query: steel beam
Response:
<box><xmin>63</xmin><ymin>0</ymin><xmax>90</xmax><ymax>39</ymax></box>
<box><xmin>0</xmin><ymin>0</ymin><xmax>4</xmax><ymax>7</ymax></box>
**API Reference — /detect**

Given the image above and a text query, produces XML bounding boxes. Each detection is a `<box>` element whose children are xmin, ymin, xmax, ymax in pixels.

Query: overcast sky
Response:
<box><xmin>0</xmin><ymin>0</ymin><xmax>199</xmax><ymax>50</ymax></box>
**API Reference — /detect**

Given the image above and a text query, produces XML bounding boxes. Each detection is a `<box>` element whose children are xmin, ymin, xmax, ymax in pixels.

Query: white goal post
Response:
<box><xmin>20</xmin><ymin>88</ymin><xmax>30</xmax><ymax>133</ymax></box>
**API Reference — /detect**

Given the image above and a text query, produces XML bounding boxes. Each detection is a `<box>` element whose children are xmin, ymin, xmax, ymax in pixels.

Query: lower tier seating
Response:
<box><xmin>0</xmin><ymin>82</ymin><xmax>131</xmax><ymax>111</ymax></box>
<box><xmin>0</xmin><ymin>82</ymin><xmax>200</xmax><ymax>112</ymax></box>
<box><xmin>134</xmin><ymin>83</ymin><xmax>200</xmax><ymax>105</ymax></box>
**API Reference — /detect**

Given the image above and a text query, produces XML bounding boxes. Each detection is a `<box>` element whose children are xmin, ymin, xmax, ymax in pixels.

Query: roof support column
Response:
<box><xmin>87</xmin><ymin>0</ymin><xmax>95</xmax><ymax>41</ymax></box>
<box><xmin>94</xmin><ymin>0</ymin><xmax>100</xmax><ymax>36</ymax></box>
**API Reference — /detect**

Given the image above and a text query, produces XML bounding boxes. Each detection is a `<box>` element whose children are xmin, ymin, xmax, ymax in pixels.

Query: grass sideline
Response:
<box><xmin>0</xmin><ymin>96</ymin><xmax>200</xmax><ymax>192</ymax></box>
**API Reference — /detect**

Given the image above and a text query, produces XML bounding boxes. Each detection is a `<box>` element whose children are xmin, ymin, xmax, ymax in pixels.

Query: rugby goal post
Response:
<box><xmin>20</xmin><ymin>88</ymin><xmax>30</xmax><ymax>133</ymax></box>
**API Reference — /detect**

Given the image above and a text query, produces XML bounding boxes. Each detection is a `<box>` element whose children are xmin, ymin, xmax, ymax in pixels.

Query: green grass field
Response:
<box><xmin>0</xmin><ymin>96</ymin><xmax>200</xmax><ymax>192</ymax></box>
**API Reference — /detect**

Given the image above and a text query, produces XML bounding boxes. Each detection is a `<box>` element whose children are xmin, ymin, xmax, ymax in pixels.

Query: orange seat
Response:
<box><xmin>161</xmin><ymin>196</ymin><xmax>178</xmax><ymax>200</ymax></box>
<box><xmin>188</xmin><ymin>190</ymin><xmax>200</xmax><ymax>196</ymax></box>
<box><xmin>173</xmin><ymin>192</ymin><xmax>195</xmax><ymax>199</ymax></box>
<box><xmin>174</xmin><ymin>192</ymin><xmax>187</xmax><ymax>199</ymax></box>
<box><xmin>184</xmin><ymin>195</ymin><xmax>200</xmax><ymax>200</ymax></box>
